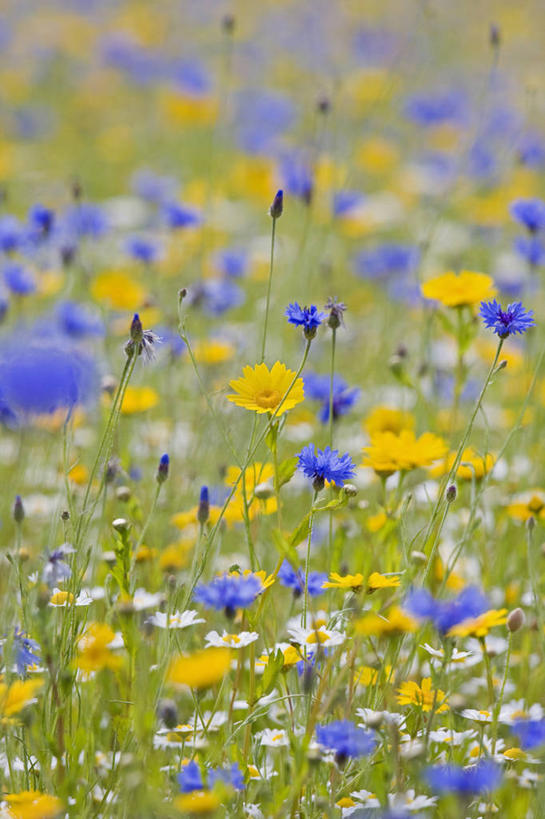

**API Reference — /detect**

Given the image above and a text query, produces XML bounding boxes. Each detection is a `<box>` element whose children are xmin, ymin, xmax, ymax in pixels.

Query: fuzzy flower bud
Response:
<box><xmin>507</xmin><ymin>607</ymin><xmax>526</xmax><ymax>633</ymax></box>
<box><xmin>269</xmin><ymin>190</ymin><xmax>284</xmax><ymax>219</ymax></box>
<box><xmin>446</xmin><ymin>484</ymin><xmax>457</xmax><ymax>503</ymax></box>
<box><xmin>157</xmin><ymin>453</ymin><xmax>169</xmax><ymax>484</ymax></box>
<box><xmin>13</xmin><ymin>495</ymin><xmax>24</xmax><ymax>524</ymax></box>
<box><xmin>198</xmin><ymin>486</ymin><xmax>210</xmax><ymax>525</ymax></box>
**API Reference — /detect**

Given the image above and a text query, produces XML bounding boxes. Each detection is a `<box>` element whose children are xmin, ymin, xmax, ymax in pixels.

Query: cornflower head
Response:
<box><xmin>285</xmin><ymin>302</ymin><xmax>325</xmax><ymax>339</ymax></box>
<box><xmin>269</xmin><ymin>189</ymin><xmax>283</xmax><ymax>219</ymax></box>
<box><xmin>193</xmin><ymin>572</ymin><xmax>262</xmax><ymax>618</ymax></box>
<box><xmin>425</xmin><ymin>760</ymin><xmax>502</xmax><ymax>794</ymax></box>
<box><xmin>303</xmin><ymin>372</ymin><xmax>359</xmax><ymax>423</ymax></box>
<box><xmin>125</xmin><ymin>313</ymin><xmax>162</xmax><ymax>362</ymax></box>
<box><xmin>479</xmin><ymin>299</ymin><xmax>535</xmax><ymax>338</ymax></box>
<box><xmin>324</xmin><ymin>297</ymin><xmax>347</xmax><ymax>329</ymax></box>
<box><xmin>403</xmin><ymin>586</ymin><xmax>489</xmax><ymax>634</ymax></box>
<box><xmin>278</xmin><ymin>560</ymin><xmax>327</xmax><ymax>597</ymax></box>
<box><xmin>156</xmin><ymin>453</ymin><xmax>169</xmax><ymax>484</ymax></box>
<box><xmin>297</xmin><ymin>443</ymin><xmax>356</xmax><ymax>491</ymax></box>
<box><xmin>178</xmin><ymin>760</ymin><xmax>203</xmax><ymax>793</ymax></box>
<box><xmin>42</xmin><ymin>543</ymin><xmax>75</xmax><ymax>587</ymax></box>
<box><xmin>511</xmin><ymin>719</ymin><xmax>545</xmax><ymax>750</ymax></box>
<box><xmin>316</xmin><ymin>719</ymin><xmax>376</xmax><ymax>766</ymax></box>
<box><xmin>207</xmin><ymin>762</ymin><xmax>245</xmax><ymax>791</ymax></box>
<box><xmin>12</xmin><ymin>630</ymin><xmax>41</xmax><ymax>676</ymax></box>
<box><xmin>510</xmin><ymin>197</ymin><xmax>545</xmax><ymax>233</ymax></box>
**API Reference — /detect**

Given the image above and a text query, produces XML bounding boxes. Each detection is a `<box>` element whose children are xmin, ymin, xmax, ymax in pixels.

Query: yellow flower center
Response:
<box><xmin>255</xmin><ymin>389</ymin><xmax>282</xmax><ymax>409</ymax></box>
<box><xmin>222</xmin><ymin>634</ymin><xmax>240</xmax><ymax>644</ymax></box>
<box><xmin>528</xmin><ymin>496</ymin><xmax>544</xmax><ymax>512</ymax></box>
<box><xmin>306</xmin><ymin>630</ymin><xmax>329</xmax><ymax>644</ymax></box>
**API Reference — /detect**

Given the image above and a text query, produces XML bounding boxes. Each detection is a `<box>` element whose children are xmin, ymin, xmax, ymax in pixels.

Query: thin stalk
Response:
<box><xmin>260</xmin><ymin>217</ymin><xmax>277</xmax><ymax>363</ymax></box>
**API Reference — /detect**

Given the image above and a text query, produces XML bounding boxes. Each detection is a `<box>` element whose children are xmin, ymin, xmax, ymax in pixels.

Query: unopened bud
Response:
<box><xmin>446</xmin><ymin>484</ymin><xmax>457</xmax><ymax>503</ymax></box>
<box><xmin>61</xmin><ymin>510</ymin><xmax>70</xmax><ymax>521</ymax></box>
<box><xmin>130</xmin><ymin>313</ymin><xmax>144</xmax><ymax>343</ymax></box>
<box><xmin>527</xmin><ymin>516</ymin><xmax>536</xmax><ymax>532</ymax></box>
<box><xmin>342</xmin><ymin>483</ymin><xmax>358</xmax><ymax>497</ymax></box>
<box><xmin>222</xmin><ymin>13</ymin><xmax>235</xmax><ymax>33</ymax></box>
<box><xmin>410</xmin><ymin>550</ymin><xmax>427</xmax><ymax>565</ymax></box>
<box><xmin>254</xmin><ymin>481</ymin><xmax>274</xmax><ymax>500</ymax></box>
<box><xmin>490</xmin><ymin>23</ymin><xmax>501</xmax><ymax>48</ymax></box>
<box><xmin>197</xmin><ymin>486</ymin><xmax>209</xmax><ymax>525</ymax></box>
<box><xmin>101</xmin><ymin>375</ymin><xmax>117</xmax><ymax>395</ymax></box>
<box><xmin>312</xmin><ymin>475</ymin><xmax>325</xmax><ymax>493</ymax></box>
<box><xmin>269</xmin><ymin>189</ymin><xmax>283</xmax><ymax>219</ymax></box>
<box><xmin>103</xmin><ymin>550</ymin><xmax>117</xmax><ymax>566</ymax></box>
<box><xmin>157</xmin><ymin>453</ymin><xmax>169</xmax><ymax>484</ymax></box>
<box><xmin>157</xmin><ymin>698</ymin><xmax>179</xmax><ymax>729</ymax></box>
<box><xmin>116</xmin><ymin>486</ymin><xmax>131</xmax><ymax>502</ymax></box>
<box><xmin>13</xmin><ymin>495</ymin><xmax>24</xmax><ymax>524</ymax></box>
<box><xmin>507</xmin><ymin>607</ymin><xmax>525</xmax><ymax>633</ymax></box>
<box><xmin>112</xmin><ymin>518</ymin><xmax>130</xmax><ymax>534</ymax></box>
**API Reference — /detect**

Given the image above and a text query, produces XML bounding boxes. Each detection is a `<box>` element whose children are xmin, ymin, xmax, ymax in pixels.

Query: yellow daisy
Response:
<box><xmin>421</xmin><ymin>270</ymin><xmax>495</xmax><ymax>308</ymax></box>
<box><xmin>447</xmin><ymin>608</ymin><xmax>508</xmax><ymax>638</ymax></box>
<box><xmin>227</xmin><ymin>362</ymin><xmax>304</xmax><ymax>415</ymax></box>
<box><xmin>363</xmin><ymin>430</ymin><xmax>447</xmax><ymax>476</ymax></box>
<box><xmin>396</xmin><ymin>677</ymin><xmax>449</xmax><ymax>712</ymax></box>
<box><xmin>322</xmin><ymin>572</ymin><xmax>364</xmax><ymax>590</ymax></box>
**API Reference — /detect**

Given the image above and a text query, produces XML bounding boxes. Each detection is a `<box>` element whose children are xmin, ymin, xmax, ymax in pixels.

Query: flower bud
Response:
<box><xmin>254</xmin><ymin>481</ymin><xmax>274</xmax><ymax>500</ymax></box>
<box><xmin>130</xmin><ymin>313</ymin><xmax>144</xmax><ymax>343</ymax></box>
<box><xmin>103</xmin><ymin>550</ymin><xmax>117</xmax><ymax>566</ymax></box>
<box><xmin>410</xmin><ymin>550</ymin><xmax>427</xmax><ymax>565</ymax></box>
<box><xmin>157</xmin><ymin>698</ymin><xmax>179</xmax><ymax>729</ymax></box>
<box><xmin>116</xmin><ymin>486</ymin><xmax>131</xmax><ymax>502</ymax></box>
<box><xmin>507</xmin><ymin>607</ymin><xmax>526</xmax><ymax>633</ymax></box>
<box><xmin>197</xmin><ymin>486</ymin><xmax>209</xmax><ymax>525</ymax></box>
<box><xmin>269</xmin><ymin>190</ymin><xmax>283</xmax><ymax>219</ymax></box>
<box><xmin>157</xmin><ymin>453</ymin><xmax>169</xmax><ymax>484</ymax></box>
<box><xmin>342</xmin><ymin>483</ymin><xmax>358</xmax><ymax>497</ymax></box>
<box><xmin>13</xmin><ymin>495</ymin><xmax>24</xmax><ymax>524</ymax></box>
<box><xmin>446</xmin><ymin>484</ymin><xmax>457</xmax><ymax>503</ymax></box>
<box><xmin>112</xmin><ymin>518</ymin><xmax>130</xmax><ymax>534</ymax></box>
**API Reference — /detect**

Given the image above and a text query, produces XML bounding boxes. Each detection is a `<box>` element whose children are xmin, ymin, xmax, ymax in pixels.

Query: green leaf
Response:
<box><xmin>271</xmin><ymin>529</ymin><xmax>299</xmax><ymax>566</ymax></box>
<box><xmin>256</xmin><ymin>649</ymin><xmax>284</xmax><ymax>699</ymax></box>
<box><xmin>289</xmin><ymin>515</ymin><xmax>311</xmax><ymax>547</ymax></box>
<box><xmin>277</xmin><ymin>456</ymin><xmax>298</xmax><ymax>489</ymax></box>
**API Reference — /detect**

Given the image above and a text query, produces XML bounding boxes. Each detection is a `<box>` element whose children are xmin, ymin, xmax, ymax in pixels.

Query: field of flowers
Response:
<box><xmin>2</xmin><ymin>1</ymin><xmax>545</xmax><ymax>817</ymax></box>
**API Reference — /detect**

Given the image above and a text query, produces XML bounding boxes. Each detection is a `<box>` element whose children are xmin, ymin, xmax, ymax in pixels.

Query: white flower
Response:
<box><xmin>205</xmin><ymin>630</ymin><xmax>259</xmax><ymax>649</ymax></box>
<box><xmin>389</xmin><ymin>789</ymin><xmax>437</xmax><ymax>811</ymax></box>
<box><xmin>287</xmin><ymin>624</ymin><xmax>345</xmax><ymax>648</ymax></box>
<box><xmin>350</xmin><ymin>789</ymin><xmax>380</xmax><ymax>808</ymax></box>
<box><xmin>148</xmin><ymin>610</ymin><xmax>205</xmax><ymax>629</ymax></box>
<box><xmin>49</xmin><ymin>588</ymin><xmax>93</xmax><ymax>607</ymax></box>
<box><xmin>259</xmin><ymin>728</ymin><xmax>290</xmax><ymax>747</ymax></box>
<box><xmin>461</xmin><ymin>708</ymin><xmax>493</xmax><ymax>723</ymax></box>
<box><xmin>427</xmin><ymin>727</ymin><xmax>477</xmax><ymax>746</ymax></box>
<box><xmin>132</xmin><ymin>588</ymin><xmax>164</xmax><ymax>611</ymax></box>
<box><xmin>498</xmin><ymin>700</ymin><xmax>544</xmax><ymax>725</ymax></box>
<box><xmin>422</xmin><ymin>642</ymin><xmax>481</xmax><ymax>669</ymax></box>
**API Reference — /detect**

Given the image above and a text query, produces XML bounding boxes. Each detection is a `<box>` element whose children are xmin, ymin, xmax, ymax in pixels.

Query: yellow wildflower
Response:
<box><xmin>158</xmin><ymin>542</ymin><xmax>193</xmax><ymax>572</ymax></box>
<box><xmin>193</xmin><ymin>339</ymin><xmax>235</xmax><ymax>365</ymax></box>
<box><xmin>447</xmin><ymin>609</ymin><xmax>508</xmax><ymax>638</ymax></box>
<box><xmin>5</xmin><ymin>791</ymin><xmax>62</xmax><ymax>819</ymax></box>
<box><xmin>0</xmin><ymin>679</ymin><xmax>43</xmax><ymax>719</ymax></box>
<box><xmin>76</xmin><ymin>623</ymin><xmax>122</xmax><ymax>673</ymax></box>
<box><xmin>227</xmin><ymin>362</ymin><xmax>304</xmax><ymax>415</ymax></box>
<box><xmin>421</xmin><ymin>271</ymin><xmax>495</xmax><ymax>308</ymax></box>
<box><xmin>49</xmin><ymin>590</ymin><xmax>74</xmax><ymax>606</ymax></box>
<box><xmin>322</xmin><ymin>572</ymin><xmax>364</xmax><ymax>590</ymax></box>
<box><xmin>507</xmin><ymin>491</ymin><xmax>545</xmax><ymax>522</ymax></box>
<box><xmin>90</xmin><ymin>270</ymin><xmax>147</xmax><ymax>310</ymax></box>
<box><xmin>174</xmin><ymin>791</ymin><xmax>221</xmax><ymax>814</ymax></box>
<box><xmin>363</xmin><ymin>430</ymin><xmax>447</xmax><ymax>476</ymax></box>
<box><xmin>167</xmin><ymin>648</ymin><xmax>231</xmax><ymax>689</ymax></box>
<box><xmin>396</xmin><ymin>677</ymin><xmax>449</xmax><ymax>712</ymax></box>
<box><xmin>366</xmin><ymin>511</ymin><xmax>388</xmax><ymax>532</ymax></box>
<box><xmin>364</xmin><ymin>406</ymin><xmax>414</xmax><ymax>437</ymax></box>
<box><xmin>430</xmin><ymin>448</ymin><xmax>495</xmax><ymax>481</ymax></box>
<box><xmin>367</xmin><ymin>572</ymin><xmax>401</xmax><ymax>590</ymax></box>
<box><xmin>121</xmin><ymin>385</ymin><xmax>159</xmax><ymax>414</ymax></box>
<box><xmin>355</xmin><ymin>606</ymin><xmax>418</xmax><ymax>637</ymax></box>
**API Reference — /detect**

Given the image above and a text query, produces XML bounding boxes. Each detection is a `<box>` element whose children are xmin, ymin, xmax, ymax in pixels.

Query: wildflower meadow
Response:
<box><xmin>2</xmin><ymin>1</ymin><xmax>545</xmax><ymax>817</ymax></box>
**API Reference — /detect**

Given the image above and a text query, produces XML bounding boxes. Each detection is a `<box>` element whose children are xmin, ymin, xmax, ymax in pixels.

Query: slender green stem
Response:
<box><xmin>491</xmin><ymin>632</ymin><xmax>512</xmax><ymax>754</ymax></box>
<box><xmin>260</xmin><ymin>216</ymin><xmax>277</xmax><ymax>363</ymax></box>
<box><xmin>303</xmin><ymin>491</ymin><xmax>319</xmax><ymax>630</ymax></box>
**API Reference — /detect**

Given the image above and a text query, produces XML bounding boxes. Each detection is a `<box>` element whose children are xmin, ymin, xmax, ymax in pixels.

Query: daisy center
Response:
<box><xmin>255</xmin><ymin>389</ymin><xmax>282</xmax><ymax>409</ymax></box>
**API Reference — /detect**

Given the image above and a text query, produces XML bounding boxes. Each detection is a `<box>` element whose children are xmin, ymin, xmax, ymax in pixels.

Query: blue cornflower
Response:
<box><xmin>353</xmin><ymin>243</ymin><xmax>419</xmax><ymax>280</ymax></box>
<box><xmin>512</xmin><ymin>719</ymin><xmax>545</xmax><ymax>750</ymax></box>
<box><xmin>28</xmin><ymin>204</ymin><xmax>54</xmax><ymax>238</ymax></box>
<box><xmin>480</xmin><ymin>299</ymin><xmax>535</xmax><ymax>338</ymax></box>
<box><xmin>303</xmin><ymin>373</ymin><xmax>359</xmax><ymax>423</ymax></box>
<box><xmin>162</xmin><ymin>201</ymin><xmax>202</xmax><ymax>229</ymax></box>
<box><xmin>297</xmin><ymin>444</ymin><xmax>356</xmax><ymax>491</ymax></box>
<box><xmin>131</xmin><ymin>168</ymin><xmax>178</xmax><ymax>204</ymax></box>
<box><xmin>278</xmin><ymin>560</ymin><xmax>327</xmax><ymax>597</ymax></box>
<box><xmin>42</xmin><ymin>544</ymin><xmax>75</xmax><ymax>587</ymax></box>
<box><xmin>281</xmin><ymin>153</ymin><xmax>313</xmax><ymax>204</ymax></box>
<box><xmin>0</xmin><ymin>215</ymin><xmax>23</xmax><ymax>253</ymax></box>
<box><xmin>11</xmin><ymin>629</ymin><xmax>41</xmax><ymax>676</ymax></box>
<box><xmin>510</xmin><ymin>197</ymin><xmax>545</xmax><ymax>233</ymax></box>
<box><xmin>194</xmin><ymin>573</ymin><xmax>262</xmax><ymax>617</ymax></box>
<box><xmin>332</xmin><ymin>191</ymin><xmax>364</xmax><ymax>217</ymax></box>
<box><xmin>208</xmin><ymin>762</ymin><xmax>245</xmax><ymax>791</ymax></box>
<box><xmin>124</xmin><ymin>235</ymin><xmax>163</xmax><ymax>264</ymax></box>
<box><xmin>55</xmin><ymin>301</ymin><xmax>104</xmax><ymax>338</ymax></box>
<box><xmin>425</xmin><ymin>760</ymin><xmax>502</xmax><ymax>794</ymax></box>
<box><xmin>3</xmin><ymin>262</ymin><xmax>35</xmax><ymax>295</ymax></box>
<box><xmin>157</xmin><ymin>454</ymin><xmax>169</xmax><ymax>484</ymax></box>
<box><xmin>214</xmin><ymin>248</ymin><xmax>248</xmax><ymax>278</ymax></box>
<box><xmin>404</xmin><ymin>587</ymin><xmax>489</xmax><ymax>634</ymax></box>
<box><xmin>513</xmin><ymin>236</ymin><xmax>545</xmax><ymax>267</ymax></box>
<box><xmin>189</xmin><ymin>279</ymin><xmax>245</xmax><ymax>316</ymax></box>
<box><xmin>316</xmin><ymin>720</ymin><xmax>375</xmax><ymax>764</ymax></box>
<box><xmin>177</xmin><ymin>761</ymin><xmax>203</xmax><ymax>793</ymax></box>
<box><xmin>62</xmin><ymin>202</ymin><xmax>108</xmax><ymax>239</ymax></box>
<box><xmin>285</xmin><ymin>303</ymin><xmax>325</xmax><ymax>339</ymax></box>
<box><xmin>404</xmin><ymin>89</ymin><xmax>467</xmax><ymax>127</ymax></box>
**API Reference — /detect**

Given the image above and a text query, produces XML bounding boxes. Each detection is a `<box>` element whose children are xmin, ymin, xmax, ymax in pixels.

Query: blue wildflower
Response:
<box><xmin>194</xmin><ymin>573</ymin><xmax>262</xmax><ymax>618</ymax></box>
<box><xmin>404</xmin><ymin>587</ymin><xmax>489</xmax><ymax>634</ymax></box>
<box><xmin>270</xmin><ymin>190</ymin><xmax>284</xmax><ymax>219</ymax></box>
<box><xmin>162</xmin><ymin>201</ymin><xmax>202</xmax><ymax>229</ymax></box>
<box><xmin>55</xmin><ymin>301</ymin><xmax>104</xmax><ymax>338</ymax></box>
<box><xmin>63</xmin><ymin>202</ymin><xmax>108</xmax><ymax>239</ymax></box>
<box><xmin>208</xmin><ymin>762</ymin><xmax>245</xmax><ymax>791</ymax></box>
<box><xmin>131</xmin><ymin>168</ymin><xmax>178</xmax><ymax>204</ymax></box>
<box><xmin>28</xmin><ymin>204</ymin><xmax>54</xmax><ymax>238</ymax></box>
<box><xmin>3</xmin><ymin>262</ymin><xmax>35</xmax><ymax>295</ymax></box>
<box><xmin>124</xmin><ymin>235</ymin><xmax>163</xmax><ymax>264</ymax></box>
<box><xmin>157</xmin><ymin>454</ymin><xmax>169</xmax><ymax>484</ymax></box>
<box><xmin>303</xmin><ymin>373</ymin><xmax>359</xmax><ymax>423</ymax></box>
<box><xmin>353</xmin><ymin>244</ymin><xmax>419</xmax><ymax>280</ymax></box>
<box><xmin>189</xmin><ymin>279</ymin><xmax>245</xmax><ymax>316</ymax></box>
<box><xmin>316</xmin><ymin>720</ymin><xmax>376</xmax><ymax>764</ymax></box>
<box><xmin>280</xmin><ymin>153</ymin><xmax>313</xmax><ymax>204</ymax></box>
<box><xmin>169</xmin><ymin>58</ymin><xmax>211</xmax><ymax>96</ymax></box>
<box><xmin>510</xmin><ymin>198</ymin><xmax>545</xmax><ymax>233</ymax></box>
<box><xmin>480</xmin><ymin>299</ymin><xmax>535</xmax><ymax>338</ymax></box>
<box><xmin>42</xmin><ymin>544</ymin><xmax>75</xmax><ymax>587</ymax></box>
<box><xmin>178</xmin><ymin>761</ymin><xmax>203</xmax><ymax>793</ymax></box>
<box><xmin>214</xmin><ymin>248</ymin><xmax>248</xmax><ymax>278</ymax></box>
<box><xmin>425</xmin><ymin>760</ymin><xmax>502</xmax><ymax>794</ymax></box>
<box><xmin>278</xmin><ymin>560</ymin><xmax>327</xmax><ymax>597</ymax></box>
<box><xmin>285</xmin><ymin>303</ymin><xmax>325</xmax><ymax>339</ymax></box>
<box><xmin>0</xmin><ymin>215</ymin><xmax>23</xmax><ymax>253</ymax></box>
<box><xmin>297</xmin><ymin>444</ymin><xmax>356</xmax><ymax>491</ymax></box>
<box><xmin>333</xmin><ymin>190</ymin><xmax>364</xmax><ymax>217</ymax></box>
<box><xmin>12</xmin><ymin>629</ymin><xmax>41</xmax><ymax>676</ymax></box>
<box><xmin>404</xmin><ymin>89</ymin><xmax>467</xmax><ymax>127</ymax></box>
<box><xmin>198</xmin><ymin>485</ymin><xmax>209</xmax><ymax>525</ymax></box>
<box><xmin>234</xmin><ymin>89</ymin><xmax>294</xmax><ymax>154</ymax></box>
<box><xmin>517</xmin><ymin>132</ymin><xmax>545</xmax><ymax>168</ymax></box>
<box><xmin>513</xmin><ymin>236</ymin><xmax>545</xmax><ymax>267</ymax></box>
<box><xmin>511</xmin><ymin>719</ymin><xmax>545</xmax><ymax>750</ymax></box>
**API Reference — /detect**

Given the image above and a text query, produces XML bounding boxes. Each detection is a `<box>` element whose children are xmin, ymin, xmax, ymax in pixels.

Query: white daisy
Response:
<box><xmin>147</xmin><ymin>610</ymin><xmax>205</xmax><ymax>629</ymax></box>
<box><xmin>205</xmin><ymin>630</ymin><xmax>259</xmax><ymax>649</ymax></box>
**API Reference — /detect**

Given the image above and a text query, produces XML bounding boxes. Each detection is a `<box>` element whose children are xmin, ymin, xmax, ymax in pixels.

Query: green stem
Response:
<box><xmin>303</xmin><ymin>491</ymin><xmax>319</xmax><ymax>630</ymax></box>
<box><xmin>491</xmin><ymin>632</ymin><xmax>512</xmax><ymax>754</ymax></box>
<box><xmin>260</xmin><ymin>216</ymin><xmax>277</xmax><ymax>363</ymax></box>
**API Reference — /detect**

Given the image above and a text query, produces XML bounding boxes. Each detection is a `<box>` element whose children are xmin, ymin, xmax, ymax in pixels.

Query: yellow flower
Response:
<box><xmin>134</xmin><ymin>544</ymin><xmax>157</xmax><ymax>563</ymax></box>
<box><xmin>366</xmin><ymin>511</ymin><xmax>388</xmax><ymax>532</ymax></box>
<box><xmin>193</xmin><ymin>339</ymin><xmax>235</xmax><ymax>365</ymax></box>
<box><xmin>167</xmin><ymin>648</ymin><xmax>231</xmax><ymax>689</ymax></box>
<box><xmin>68</xmin><ymin>463</ymin><xmax>88</xmax><ymax>485</ymax></box>
<box><xmin>159</xmin><ymin>89</ymin><xmax>217</xmax><ymax>127</ymax></box>
<box><xmin>158</xmin><ymin>542</ymin><xmax>193</xmax><ymax>572</ymax></box>
<box><xmin>49</xmin><ymin>590</ymin><xmax>74</xmax><ymax>606</ymax></box>
<box><xmin>227</xmin><ymin>362</ymin><xmax>304</xmax><ymax>415</ymax></box>
<box><xmin>224</xmin><ymin>462</ymin><xmax>278</xmax><ymax>519</ymax></box>
<box><xmin>355</xmin><ymin>606</ymin><xmax>418</xmax><ymax>637</ymax></box>
<box><xmin>76</xmin><ymin>623</ymin><xmax>122</xmax><ymax>673</ymax></box>
<box><xmin>354</xmin><ymin>665</ymin><xmax>392</xmax><ymax>686</ymax></box>
<box><xmin>90</xmin><ymin>270</ymin><xmax>147</xmax><ymax>310</ymax></box>
<box><xmin>174</xmin><ymin>791</ymin><xmax>221</xmax><ymax>814</ymax></box>
<box><xmin>434</xmin><ymin>558</ymin><xmax>465</xmax><ymax>592</ymax></box>
<box><xmin>367</xmin><ymin>572</ymin><xmax>400</xmax><ymax>590</ymax></box>
<box><xmin>0</xmin><ymin>679</ymin><xmax>43</xmax><ymax>719</ymax></box>
<box><xmin>507</xmin><ymin>491</ymin><xmax>545</xmax><ymax>522</ymax></box>
<box><xmin>336</xmin><ymin>797</ymin><xmax>356</xmax><ymax>809</ymax></box>
<box><xmin>322</xmin><ymin>572</ymin><xmax>364</xmax><ymax>590</ymax></box>
<box><xmin>447</xmin><ymin>609</ymin><xmax>508</xmax><ymax>638</ymax></box>
<box><xmin>364</xmin><ymin>406</ymin><xmax>415</xmax><ymax>437</ymax></box>
<box><xmin>5</xmin><ymin>791</ymin><xmax>62</xmax><ymax>819</ymax></box>
<box><xmin>229</xmin><ymin>568</ymin><xmax>275</xmax><ymax>590</ymax></box>
<box><xmin>356</xmin><ymin>137</ymin><xmax>399</xmax><ymax>175</ymax></box>
<box><xmin>363</xmin><ymin>430</ymin><xmax>447</xmax><ymax>476</ymax></box>
<box><xmin>121</xmin><ymin>386</ymin><xmax>159</xmax><ymax>414</ymax></box>
<box><xmin>421</xmin><ymin>270</ymin><xmax>495</xmax><ymax>308</ymax></box>
<box><xmin>396</xmin><ymin>677</ymin><xmax>449</xmax><ymax>712</ymax></box>
<box><xmin>430</xmin><ymin>448</ymin><xmax>496</xmax><ymax>481</ymax></box>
